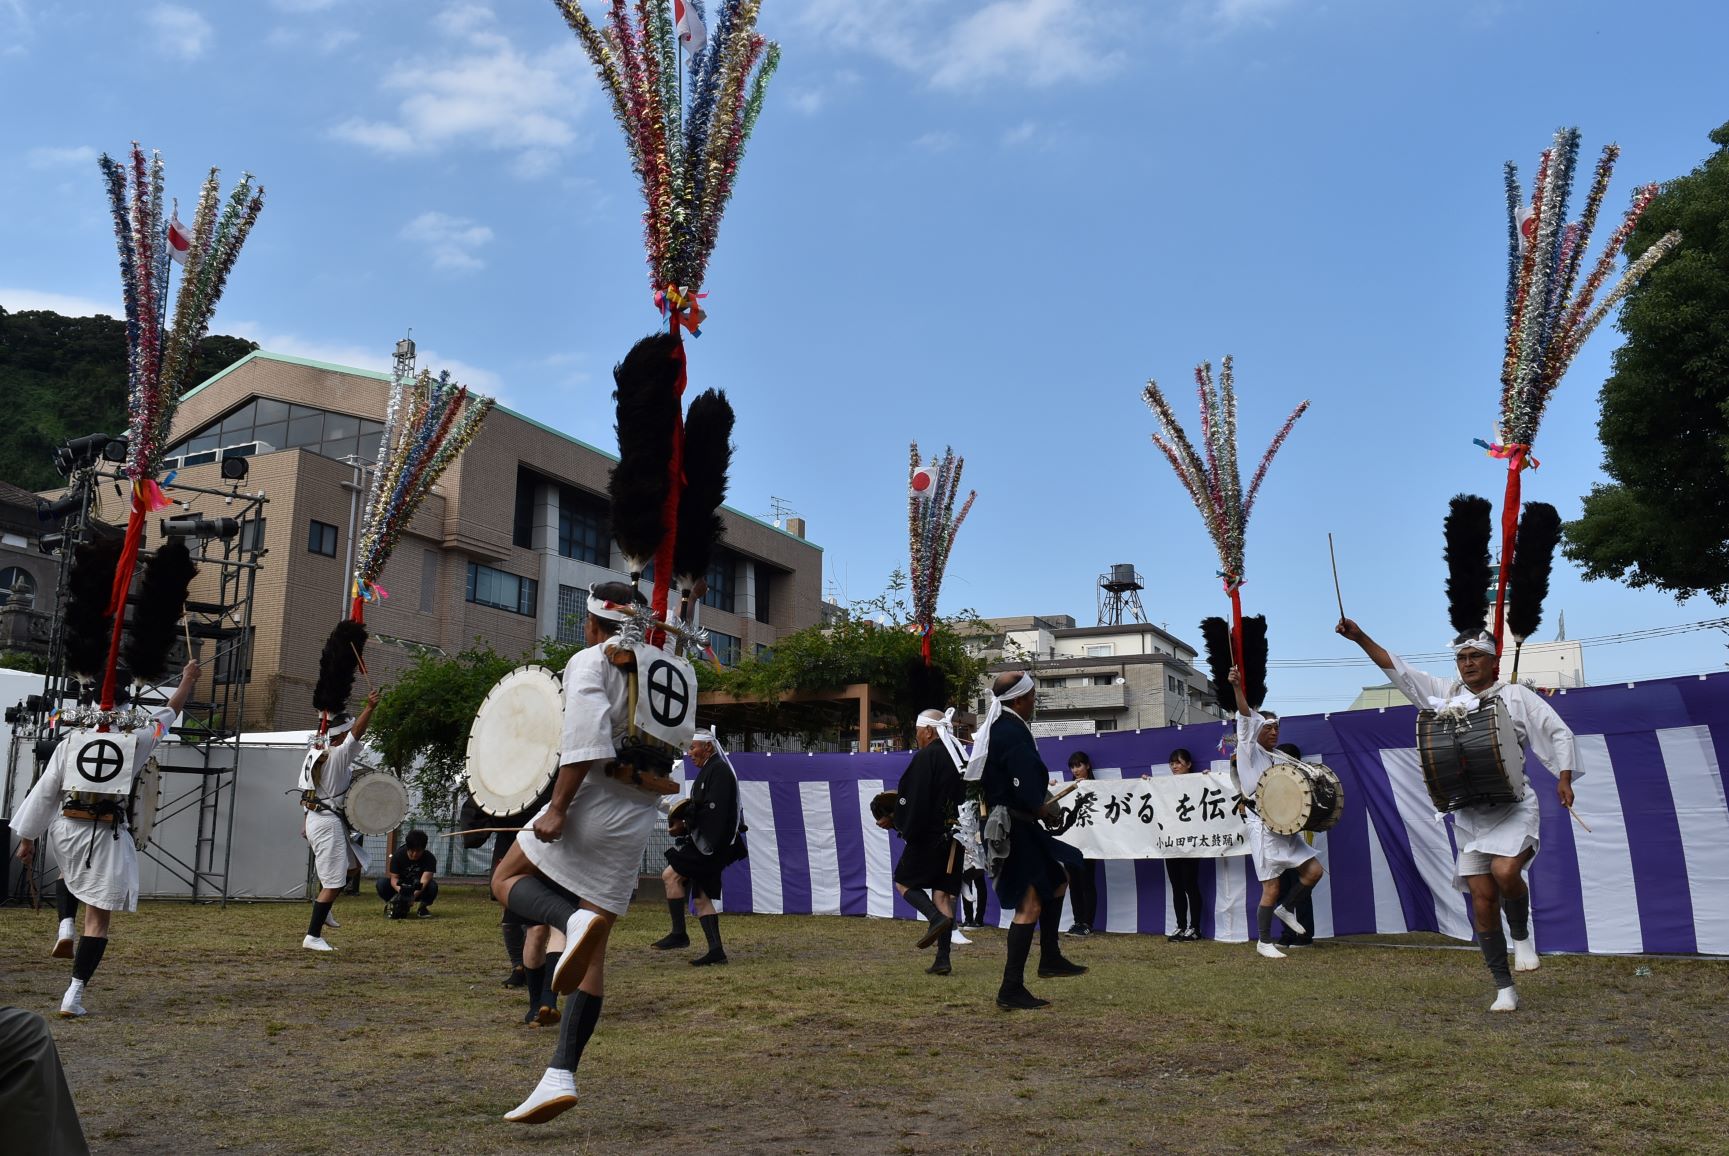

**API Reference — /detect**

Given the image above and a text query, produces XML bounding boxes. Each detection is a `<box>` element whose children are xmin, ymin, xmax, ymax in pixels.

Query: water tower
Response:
<box><xmin>1097</xmin><ymin>563</ymin><xmax>1146</xmax><ymax>626</ymax></box>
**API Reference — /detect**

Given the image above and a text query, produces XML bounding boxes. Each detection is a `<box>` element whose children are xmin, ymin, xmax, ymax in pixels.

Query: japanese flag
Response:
<box><xmin>910</xmin><ymin>465</ymin><xmax>936</xmax><ymax>500</ymax></box>
<box><xmin>167</xmin><ymin>210</ymin><xmax>193</xmax><ymax>266</ymax></box>
<box><xmin>1515</xmin><ymin>201</ymin><xmax>1536</xmax><ymax>253</ymax></box>
<box><xmin>673</xmin><ymin>0</ymin><xmax>706</xmax><ymax>55</ymax></box>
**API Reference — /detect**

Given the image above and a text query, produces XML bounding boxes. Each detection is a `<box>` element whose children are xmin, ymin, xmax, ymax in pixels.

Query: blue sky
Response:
<box><xmin>3</xmin><ymin>0</ymin><xmax>1726</xmax><ymax>710</ymax></box>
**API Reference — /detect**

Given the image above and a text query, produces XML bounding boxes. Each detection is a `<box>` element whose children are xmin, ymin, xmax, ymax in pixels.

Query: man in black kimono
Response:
<box><xmin>967</xmin><ymin>671</ymin><xmax>1087</xmax><ymax>1010</ymax></box>
<box><xmin>889</xmin><ymin>708</ymin><xmax>966</xmax><ymax>975</ymax></box>
<box><xmin>655</xmin><ymin>729</ymin><xmax>743</xmax><ymax>966</ymax></box>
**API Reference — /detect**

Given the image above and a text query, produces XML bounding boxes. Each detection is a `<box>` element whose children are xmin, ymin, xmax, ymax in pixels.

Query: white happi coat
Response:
<box><xmin>1381</xmin><ymin>653</ymin><xmax>1581</xmax><ymax>888</ymax></box>
<box><xmin>12</xmin><ymin>709</ymin><xmax>177</xmax><ymax>912</ymax></box>
<box><xmin>516</xmin><ymin>645</ymin><xmax>660</xmax><ymax>917</ymax></box>
<box><xmin>299</xmin><ymin>738</ymin><xmax>371</xmax><ymax>888</ymax></box>
<box><xmin>1237</xmin><ymin>709</ymin><xmax>1321</xmax><ymax>882</ymax></box>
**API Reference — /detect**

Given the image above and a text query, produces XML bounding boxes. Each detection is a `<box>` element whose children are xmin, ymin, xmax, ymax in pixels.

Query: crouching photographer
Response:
<box><xmin>376</xmin><ymin>829</ymin><xmax>439</xmax><ymax>918</ymax></box>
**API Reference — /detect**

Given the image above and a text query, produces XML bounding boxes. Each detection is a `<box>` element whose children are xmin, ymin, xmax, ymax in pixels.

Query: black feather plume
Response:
<box><xmin>63</xmin><ymin>523</ymin><xmax>125</xmax><ymax>679</ymax></box>
<box><xmin>312</xmin><ymin>619</ymin><xmax>369</xmax><ymax>715</ymax></box>
<box><xmin>1240</xmin><ymin>614</ymin><xmax>1269</xmax><ymax>711</ymax></box>
<box><xmin>608</xmin><ymin>332</ymin><xmax>683</xmax><ymax>575</ymax></box>
<box><xmin>1507</xmin><ymin>502</ymin><xmax>1562</xmax><ymax>643</ymax></box>
<box><xmin>122</xmin><ymin>539</ymin><xmax>198</xmax><ymax>683</ymax></box>
<box><xmin>673</xmin><ymin>389</ymin><xmax>734</xmax><ymax>588</ymax></box>
<box><xmin>904</xmin><ymin>656</ymin><xmax>950</xmax><ymax>714</ymax></box>
<box><xmin>1200</xmin><ymin>616</ymin><xmax>1237</xmax><ymax>715</ymax></box>
<box><xmin>1443</xmin><ymin>494</ymin><xmax>1494</xmax><ymax>639</ymax></box>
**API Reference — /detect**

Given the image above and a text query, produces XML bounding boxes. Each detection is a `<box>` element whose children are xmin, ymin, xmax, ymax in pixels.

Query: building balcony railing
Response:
<box><xmin>1036</xmin><ymin>684</ymin><xmax>1127</xmax><ymax>713</ymax></box>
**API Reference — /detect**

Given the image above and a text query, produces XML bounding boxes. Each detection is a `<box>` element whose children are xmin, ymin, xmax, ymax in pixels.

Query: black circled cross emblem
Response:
<box><xmin>645</xmin><ymin>659</ymin><xmax>691</xmax><ymax>728</ymax></box>
<box><xmin>76</xmin><ymin>739</ymin><xmax>127</xmax><ymax>784</ymax></box>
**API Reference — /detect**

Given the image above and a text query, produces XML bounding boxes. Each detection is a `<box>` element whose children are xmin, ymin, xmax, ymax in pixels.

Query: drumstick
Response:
<box><xmin>1328</xmin><ymin>532</ymin><xmax>1345</xmax><ymax>619</ymax></box>
<box><xmin>440</xmin><ymin>825</ymin><xmax>529</xmax><ymax>838</ymax></box>
<box><xmin>350</xmin><ymin>642</ymin><xmax>373</xmax><ymax>694</ymax></box>
<box><xmin>1565</xmin><ymin>804</ymin><xmax>1592</xmax><ymax>834</ymax></box>
<box><xmin>183</xmin><ymin>620</ymin><xmax>194</xmax><ymax>660</ymax></box>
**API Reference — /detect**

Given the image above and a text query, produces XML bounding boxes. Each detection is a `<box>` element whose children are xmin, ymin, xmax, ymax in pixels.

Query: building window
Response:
<box><xmin>1095</xmin><ymin>718</ymin><xmax>1116</xmax><ymax>732</ymax></box>
<box><xmin>558</xmin><ymin>485</ymin><xmax>610</xmax><ymax>566</ymax></box>
<box><xmin>709</xmin><ymin>630</ymin><xmax>741</xmax><ymax>667</ymax></box>
<box><xmin>215</xmin><ymin>627</ymin><xmax>254</xmax><ymax>685</ymax></box>
<box><xmin>307</xmin><ymin>520</ymin><xmax>338</xmax><ymax>557</ymax></box>
<box><xmin>1084</xmin><ymin>644</ymin><xmax>1114</xmax><ymax>657</ymax></box>
<box><xmin>513</xmin><ymin>467</ymin><xmax>537</xmax><ymax>550</ymax></box>
<box><xmin>165</xmin><ymin>399</ymin><xmax>382</xmax><ymax>466</ymax></box>
<box><xmin>0</xmin><ymin>566</ymin><xmax>36</xmax><ymax>604</ymax></box>
<box><xmin>753</xmin><ymin>562</ymin><xmax>773</xmax><ymax>624</ymax></box>
<box><xmin>1092</xmin><ymin>675</ymin><xmax>1115</xmax><ymax>686</ymax></box>
<box><xmin>556</xmin><ymin>584</ymin><xmax>587</xmax><ymax>644</ymax></box>
<box><xmin>419</xmin><ymin>549</ymin><xmax>438</xmax><ymax>614</ymax></box>
<box><xmin>703</xmin><ymin>548</ymin><xmax>736</xmax><ymax>613</ymax></box>
<box><xmin>1039</xmin><ymin>677</ymin><xmax>1067</xmax><ymax>689</ymax></box>
<box><xmin>754</xmin><ymin>643</ymin><xmax>773</xmax><ymax>662</ymax></box>
<box><xmin>466</xmin><ymin>563</ymin><xmax>538</xmax><ymax>616</ymax></box>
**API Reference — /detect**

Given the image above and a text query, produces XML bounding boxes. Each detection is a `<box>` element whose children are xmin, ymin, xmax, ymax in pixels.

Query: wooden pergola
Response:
<box><xmin>696</xmin><ymin>681</ymin><xmax>905</xmax><ymax>751</ymax></box>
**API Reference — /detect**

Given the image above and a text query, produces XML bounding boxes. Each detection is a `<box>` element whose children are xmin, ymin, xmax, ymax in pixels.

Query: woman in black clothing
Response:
<box><xmin>1164</xmin><ymin>748</ymin><xmax>1207</xmax><ymax>941</ymax></box>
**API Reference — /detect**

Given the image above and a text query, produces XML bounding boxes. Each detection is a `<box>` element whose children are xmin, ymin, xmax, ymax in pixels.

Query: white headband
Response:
<box><xmin>587</xmin><ymin>584</ymin><xmax>636</xmax><ymax>623</ymax></box>
<box><xmin>918</xmin><ymin>707</ymin><xmax>972</xmax><ymax>770</ymax></box>
<box><xmin>916</xmin><ymin>708</ymin><xmax>951</xmax><ymax>728</ymax></box>
<box><xmin>1452</xmin><ymin>632</ymin><xmax>1498</xmax><ymax>657</ymax></box>
<box><xmin>964</xmin><ymin>673</ymin><xmax>1035</xmax><ymax>781</ymax></box>
<box><xmin>690</xmin><ymin>728</ymin><xmax>726</xmax><ymax>759</ymax></box>
<box><xmin>325</xmin><ymin>717</ymin><xmax>354</xmax><ymax>739</ymax></box>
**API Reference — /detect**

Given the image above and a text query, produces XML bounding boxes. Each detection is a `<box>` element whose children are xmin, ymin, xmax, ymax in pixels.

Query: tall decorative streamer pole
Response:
<box><xmin>1142</xmin><ymin>357</ymin><xmax>1307</xmax><ymax>680</ymax></box>
<box><xmin>96</xmin><ymin>144</ymin><xmax>264</xmax><ymax>710</ymax></box>
<box><xmin>907</xmin><ymin>444</ymin><xmax>976</xmax><ymax>664</ymax></box>
<box><xmin>1483</xmin><ymin>128</ymin><xmax>1680</xmax><ymax>651</ymax></box>
<box><xmin>553</xmin><ymin>0</ymin><xmax>779</xmax><ymax>626</ymax></box>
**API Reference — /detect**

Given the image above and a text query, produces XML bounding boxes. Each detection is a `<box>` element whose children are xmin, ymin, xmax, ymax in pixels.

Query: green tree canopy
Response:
<box><xmin>368</xmin><ymin>637</ymin><xmax>578</xmax><ymax>821</ymax></box>
<box><xmin>0</xmin><ymin>308</ymin><xmax>256</xmax><ymax>491</ymax></box>
<box><xmin>699</xmin><ymin>572</ymin><xmax>989</xmax><ymax>746</ymax></box>
<box><xmin>1563</xmin><ymin>122</ymin><xmax>1729</xmax><ymax>602</ymax></box>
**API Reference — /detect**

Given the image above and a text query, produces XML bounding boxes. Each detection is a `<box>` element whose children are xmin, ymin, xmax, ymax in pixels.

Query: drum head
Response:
<box><xmin>1256</xmin><ymin>763</ymin><xmax>1314</xmax><ymax>836</ymax></box>
<box><xmin>345</xmin><ymin>770</ymin><xmax>410</xmax><ymax>836</ymax></box>
<box><xmin>129</xmin><ymin>757</ymin><xmax>162</xmax><ymax>852</ymax></box>
<box><xmin>466</xmin><ymin>665</ymin><xmax>563</xmax><ymax>817</ymax></box>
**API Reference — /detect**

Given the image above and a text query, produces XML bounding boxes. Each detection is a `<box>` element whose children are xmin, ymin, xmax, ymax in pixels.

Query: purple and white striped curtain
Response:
<box><xmin>703</xmin><ymin>672</ymin><xmax>1729</xmax><ymax>955</ymax></box>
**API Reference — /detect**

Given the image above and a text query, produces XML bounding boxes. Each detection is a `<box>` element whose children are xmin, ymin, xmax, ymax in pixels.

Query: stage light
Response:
<box><xmin>36</xmin><ymin>493</ymin><xmax>83</xmax><ymax>523</ymax></box>
<box><xmin>220</xmin><ymin>455</ymin><xmax>249</xmax><ymax>481</ymax></box>
<box><xmin>101</xmin><ymin>437</ymin><xmax>129</xmax><ymax>463</ymax></box>
<box><xmin>161</xmin><ymin>515</ymin><xmax>241</xmax><ymax>540</ymax></box>
<box><xmin>52</xmin><ymin>432</ymin><xmax>113</xmax><ymax>477</ymax></box>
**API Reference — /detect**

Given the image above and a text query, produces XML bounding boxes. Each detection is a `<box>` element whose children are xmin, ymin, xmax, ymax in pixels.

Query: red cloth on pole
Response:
<box><xmin>98</xmin><ymin>492</ymin><xmax>148</xmax><ymax>710</ymax></box>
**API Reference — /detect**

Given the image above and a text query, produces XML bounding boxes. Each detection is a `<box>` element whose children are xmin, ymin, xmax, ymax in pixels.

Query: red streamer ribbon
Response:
<box><xmin>99</xmin><ymin>488</ymin><xmax>150</xmax><ymax>710</ymax></box>
<box><xmin>1490</xmin><ymin>446</ymin><xmax>1530</xmax><ymax>653</ymax></box>
<box><xmin>920</xmin><ymin>625</ymin><xmax>933</xmax><ymax>665</ymax></box>
<box><xmin>649</xmin><ymin>317</ymin><xmax>689</xmax><ymax>640</ymax></box>
<box><xmin>1222</xmin><ymin>574</ymin><xmax>1245</xmax><ymax>695</ymax></box>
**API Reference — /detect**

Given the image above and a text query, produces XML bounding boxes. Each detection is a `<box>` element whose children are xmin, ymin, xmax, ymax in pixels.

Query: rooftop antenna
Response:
<box><xmin>764</xmin><ymin>495</ymin><xmax>795</xmax><ymax>529</ymax></box>
<box><xmin>393</xmin><ymin>330</ymin><xmax>416</xmax><ymax>384</ymax></box>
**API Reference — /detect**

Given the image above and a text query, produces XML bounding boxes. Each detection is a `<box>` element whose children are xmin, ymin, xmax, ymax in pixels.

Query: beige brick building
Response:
<box><xmin>155</xmin><ymin>351</ymin><xmax>823</xmax><ymax>730</ymax></box>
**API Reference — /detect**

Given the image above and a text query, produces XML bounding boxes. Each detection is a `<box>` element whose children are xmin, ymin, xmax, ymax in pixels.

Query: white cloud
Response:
<box><xmin>331</xmin><ymin>3</ymin><xmax>587</xmax><ymax>175</ymax></box>
<box><xmin>266</xmin><ymin>24</ymin><xmax>359</xmax><ymax>54</ymax></box>
<box><xmin>912</xmin><ymin>130</ymin><xmax>957</xmax><ymax>154</ymax></box>
<box><xmin>0</xmin><ymin>287</ymin><xmax>122</xmax><ymax>317</ymax></box>
<box><xmin>794</xmin><ymin>0</ymin><xmax>1124</xmax><ymax>91</ymax></box>
<box><xmin>213</xmin><ymin>323</ymin><xmax>506</xmax><ymax>398</ymax></box>
<box><xmin>146</xmin><ymin>4</ymin><xmax>214</xmax><ymax>61</ymax></box>
<box><xmin>271</xmin><ymin>0</ymin><xmax>343</xmax><ymax>11</ymax></box>
<box><xmin>399</xmin><ymin>211</ymin><xmax>495</xmax><ymax>273</ymax></box>
<box><xmin>1001</xmin><ymin>120</ymin><xmax>1039</xmax><ymax>147</ymax></box>
<box><xmin>25</xmin><ymin>145</ymin><xmax>97</xmax><ymax>170</ymax></box>
<box><xmin>1203</xmin><ymin>0</ymin><xmax>1296</xmax><ymax>27</ymax></box>
<box><xmin>787</xmin><ymin>88</ymin><xmax>826</xmax><ymax>116</ymax></box>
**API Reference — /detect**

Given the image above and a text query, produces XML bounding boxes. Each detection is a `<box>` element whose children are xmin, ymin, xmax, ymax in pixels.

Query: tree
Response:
<box><xmin>700</xmin><ymin>572</ymin><xmax>990</xmax><ymax>747</ymax></box>
<box><xmin>1563</xmin><ymin>122</ymin><xmax>1729</xmax><ymax>602</ymax></box>
<box><xmin>367</xmin><ymin>637</ymin><xmax>579</xmax><ymax>821</ymax></box>
<box><xmin>0</xmin><ymin>309</ymin><xmax>255</xmax><ymax>491</ymax></box>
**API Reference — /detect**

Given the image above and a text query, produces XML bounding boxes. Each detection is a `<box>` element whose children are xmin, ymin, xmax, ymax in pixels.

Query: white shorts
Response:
<box><xmin>1452</xmin><ymin>791</ymin><xmax>1541</xmax><ymax>890</ymax></box>
<box><xmin>1246</xmin><ymin>813</ymin><xmax>1319</xmax><ymax>883</ymax></box>
<box><xmin>302</xmin><ymin>809</ymin><xmax>366</xmax><ymax>889</ymax></box>
<box><xmin>517</xmin><ymin>771</ymin><xmax>658</xmax><ymax>917</ymax></box>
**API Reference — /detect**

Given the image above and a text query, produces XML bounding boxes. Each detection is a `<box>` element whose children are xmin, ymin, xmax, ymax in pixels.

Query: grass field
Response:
<box><xmin>5</xmin><ymin>885</ymin><xmax>1727</xmax><ymax>1155</ymax></box>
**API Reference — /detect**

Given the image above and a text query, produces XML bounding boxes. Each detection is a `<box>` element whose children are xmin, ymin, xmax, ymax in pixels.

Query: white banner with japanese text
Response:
<box><xmin>1050</xmin><ymin>774</ymin><xmax>1249</xmax><ymax>860</ymax></box>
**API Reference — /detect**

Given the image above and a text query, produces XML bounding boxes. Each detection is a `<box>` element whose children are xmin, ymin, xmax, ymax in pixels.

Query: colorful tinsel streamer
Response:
<box><xmin>553</xmin><ymin>0</ymin><xmax>780</xmax><ymax>305</ymax></box>
<box><xmin>907</xmin><ymin>443</ymin><xmax>976</xmax><ymax>664</ymax></box>
<box><xmin>1142</xmin><ymin>357</ymin><xmax>1308</xmax><ymax>676</ymax></box>
<box><xmin>1487</xmin><ymin>128</ymin><xmax>1681</xmax><ymax>647</ymax></box>
<box><xmin>95</xmin><ymin>144</ymin><xmax>264</xmax><ymax>710</ymax></box>
<box><xmin>350</xmin><ymin>367</ymin><xmax>494</xmax><ymax>622</ymax></box>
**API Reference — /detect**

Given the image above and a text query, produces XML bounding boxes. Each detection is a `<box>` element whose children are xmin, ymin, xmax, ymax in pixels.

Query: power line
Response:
<box><xmin>1266</xmin><ymin>617</ymin><xmax>1729</xmax><ymax>670</ymax></box>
